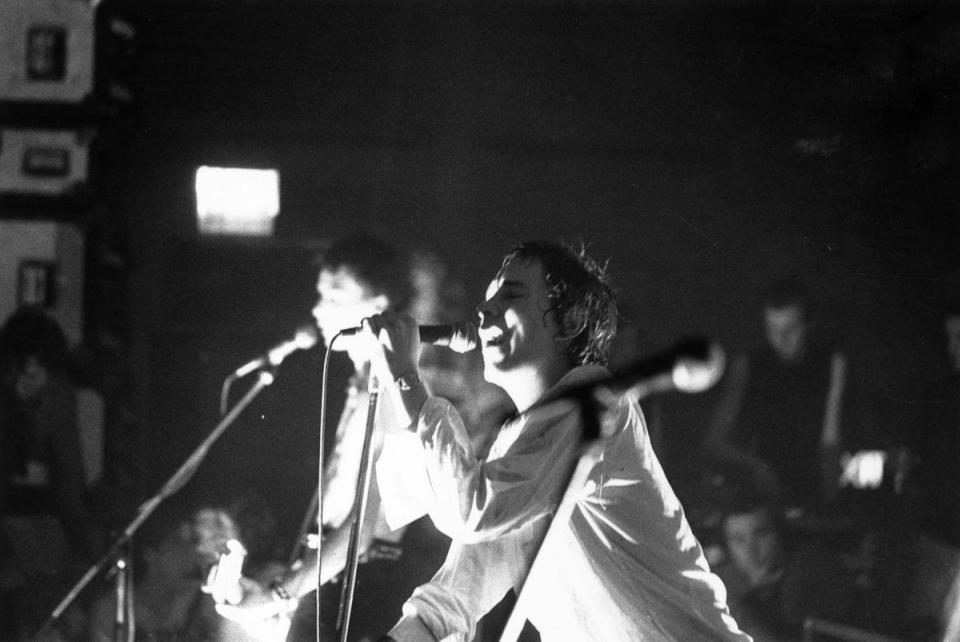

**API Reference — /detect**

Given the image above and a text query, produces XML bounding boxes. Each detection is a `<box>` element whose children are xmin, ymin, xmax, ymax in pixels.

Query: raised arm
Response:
<box><xmin>360</xmin><ymin>310</ymin><xmax>429</xmax><ymax>430</ymax></box>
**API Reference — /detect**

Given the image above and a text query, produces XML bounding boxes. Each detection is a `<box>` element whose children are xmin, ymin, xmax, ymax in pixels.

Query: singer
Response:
<box><xmin>365</xmin><ymin>241</ymin><xmax>752</xmax><ymax>641</ymax></box>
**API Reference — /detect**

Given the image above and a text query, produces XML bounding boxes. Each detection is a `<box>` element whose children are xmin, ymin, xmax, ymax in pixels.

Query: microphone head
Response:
<box><xmin>294</xmin><ymin>324</ymin><xmax>319</xmax><ymax>350</ymax></box>
<box><xmin>671</xmin><ymin>339</ymin><xmax>725</xmax><ymax>393</ymax></box>
<box><xmin>445</xmin><ymin>320</ymin><xmax>479</xmax><ymax>354</ymax></box>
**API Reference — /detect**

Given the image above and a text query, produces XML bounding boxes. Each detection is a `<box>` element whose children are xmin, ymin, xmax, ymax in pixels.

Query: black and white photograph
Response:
<box><xmin>0</xmin><ymin>1</ymin><xmax>958</xmax><ymax>641</ymax></box>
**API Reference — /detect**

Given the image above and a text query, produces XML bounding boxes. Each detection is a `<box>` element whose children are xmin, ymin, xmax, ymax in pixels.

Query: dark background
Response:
<box><xmin>50</xmin><ymin>0</ymin><xmax>960</xmax><ymax>545</ymax></box>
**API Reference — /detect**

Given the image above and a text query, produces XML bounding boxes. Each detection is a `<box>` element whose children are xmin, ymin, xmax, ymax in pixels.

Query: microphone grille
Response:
<box><xmin>294</xmin><ymin>324</ymin><xmax>319</xmax><ymax>349</ymax></box>
<box><xmin>672</xmin><ymin>342</ymin><xmax>725</xmax><ymax>393</ymax></box>
<box><xmin>446</xmin><ymin>320</ymin><xmax>479</xmax><ymax>353</ymax></box>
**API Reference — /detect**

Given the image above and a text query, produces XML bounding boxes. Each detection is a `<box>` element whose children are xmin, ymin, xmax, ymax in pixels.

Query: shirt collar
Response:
<box><xmin>538</xmin><ymin>364</ymin><xmax>611</xmax><ymax>407</ymax></box>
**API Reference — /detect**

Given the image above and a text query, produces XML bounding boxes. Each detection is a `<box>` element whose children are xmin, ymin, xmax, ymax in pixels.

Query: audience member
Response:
<box><xmin>704</xmin><ymin>278</ymin><xmax>851</xmax><ymax>510</ymax></box>
<box><xmin>896</xmin><ymin>301</ymin><xmax>960</xmax><ymax>639</ymax></box>
<box><xmin>714</xmin><ymin>493</ymin><xmax>858</xmax><ymax>640</ymax></box>
<box><xmin>0</xmin><ymin>306</ymin><xmax>97</xmax><ymax>638</ymax></box>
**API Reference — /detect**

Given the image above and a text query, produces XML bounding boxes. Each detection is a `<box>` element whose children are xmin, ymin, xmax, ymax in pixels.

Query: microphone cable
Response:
<box><xmin>311</xmin><ymin>329</ymin><xmax>342</xmax><ymax>642</ymax></box>
<box><xmin>220</xmin><ymin>372</ymin><xmax>237</xmax><ymax>417</ymax></box>
<box><xmin>219</xmin><ymin>328</ymin><xmax>337</xmax><ymax>642</ymax></box>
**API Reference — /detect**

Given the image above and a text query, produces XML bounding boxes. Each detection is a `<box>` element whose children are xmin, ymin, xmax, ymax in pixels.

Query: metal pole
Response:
<box><xmin>336</xmin><ymin>375</ymin><xmax>381</xmax><ymax>642</ymax></box>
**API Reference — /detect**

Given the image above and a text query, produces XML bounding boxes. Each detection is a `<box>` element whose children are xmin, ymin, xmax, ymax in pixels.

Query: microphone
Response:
<box><xmin>418</xmin><ymin>322</ymin><xmax>478</xmax><ymax>353</ymax></box>
<box><xmin>606</xmin><ymin>336</ymin><xmax>726</xmax><ymax>398</ymax></box>
<box><xmin>232</xmin><ymin>325</ymin><xmax>319</xmax><ymax>378</ymax></box>
<box><xmin>339</xmin><ymin>321</ymin><xmax>478</xmax><ymax>354</ymax></box>
<box><xmin>527</xmin><ymin>337</ymin><xmax>725</xmax><ymax>442</ymax></box>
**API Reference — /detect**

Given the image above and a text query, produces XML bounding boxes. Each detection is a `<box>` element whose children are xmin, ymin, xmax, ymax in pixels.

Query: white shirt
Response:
<box><xmin>324</xmin><ymin>376</ymin><xmax>404</xmax><ymax>543</ymax></box>
<box><xmin>379</xmin><ymin>365</ymin><xmax>752</xmax><ymax>641</ymax></box>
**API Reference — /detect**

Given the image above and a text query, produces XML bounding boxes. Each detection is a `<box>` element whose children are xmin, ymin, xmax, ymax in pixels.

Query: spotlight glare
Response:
<box><xmin>195</xmin><ymin>166</ymin><xmax>280</xmax><ymax>236</ymax></box>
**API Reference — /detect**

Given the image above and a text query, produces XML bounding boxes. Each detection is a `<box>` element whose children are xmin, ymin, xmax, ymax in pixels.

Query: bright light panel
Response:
<box><xmin>195</xmin><ymin>166</ymin><xmax>280</xmax><ymax>236</ymax></box>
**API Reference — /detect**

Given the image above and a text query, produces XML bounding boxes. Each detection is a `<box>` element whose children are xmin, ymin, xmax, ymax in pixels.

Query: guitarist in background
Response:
<box><xmin>215</xmin><ymin>235</ymin><xmax>508</xmax><ymax>641</ymax></box>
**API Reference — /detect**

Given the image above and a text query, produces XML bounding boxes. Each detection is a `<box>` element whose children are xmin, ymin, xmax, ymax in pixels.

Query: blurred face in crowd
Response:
<box><xmin>945</xmin><ymin>315</ymin><xmax>960</xmax><ymax>372</ymax></box>
<box><xmin>723</xmin><ymin>508</ymin><xmax>784</xmax><ymax>586</ymax></box>
<box><xmin>11</xmin><ymin>356</ymin><xmax>49</xmax><ymax>405</ymax></box>
<box><xmin>146</xmin><ymin>521</ymin><xmax>207</xmax><ymax>587</ymax></box>
<box><xmin>147</xmin><ymin>509</ymin><xmax>239</xmax><ymax>588</ymax></box>
<box><xmin>764</xmin><ymin>304</ymin><xmax>808</xmax><ymax>362</ymax></box>
<box><xmin>192</xmin><ymin>508</ymin><xmax>239</xmax><ymax>567</ymax></box>
<box><xmin>312</xmin><ymin>266</ymin><xmax>389</xmax><ymax>356</ymax></box>
<box><xmin>478</xmin><ymin>258</ymin><xmax>568</xmax><ymax>391</ymax></box>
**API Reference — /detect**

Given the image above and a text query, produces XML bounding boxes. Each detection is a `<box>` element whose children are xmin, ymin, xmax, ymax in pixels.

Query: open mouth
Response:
<box><xmin>483</xmin><ymin>331</ymin><xmax>508</xmax><ymax>348</ymax></box>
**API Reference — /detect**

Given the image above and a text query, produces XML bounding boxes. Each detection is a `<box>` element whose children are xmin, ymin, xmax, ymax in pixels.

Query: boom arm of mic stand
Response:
<box><xmin>35</xmin><ymin>370</ymin><xmax>278</xmax><ymax>637</ymax></box>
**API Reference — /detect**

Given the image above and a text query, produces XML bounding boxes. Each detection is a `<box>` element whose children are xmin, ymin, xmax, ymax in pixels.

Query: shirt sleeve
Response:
<box><xmin>459</xmin><ymin>398</ymin><xmax>585</xmax><ymax>543</ymax></box>
<box><xmin>387</xmin><ymin>395</ymin><xmax>595</xmax><ymax>640</ymax></box>
<box><xmin>377</xmin><ymin>397</ymin><xmax>482</xmax><ymax>535</ymax></box>
<box><xmin>389</xmin><ymin>515</ymin><xmax>547</xmax><ymax>642</ymax></box>
<box><xmin>387</xmin><ymin>392</ymin><xmax>593</xmax><ymax>544</ymax></box>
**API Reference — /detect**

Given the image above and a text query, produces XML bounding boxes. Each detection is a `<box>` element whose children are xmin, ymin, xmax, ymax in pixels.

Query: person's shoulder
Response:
<box><xmin>534</xmin><ymin>364</ymin><xmax>610</xmax><ymax>414</ymax></box>
<box><xmin>559</xmin><ymin>364</ymin><xmax>611</xmax><ymax>388</ymax></box>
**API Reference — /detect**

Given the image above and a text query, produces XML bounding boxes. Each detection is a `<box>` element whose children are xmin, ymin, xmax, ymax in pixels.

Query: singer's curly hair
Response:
<box><xmin>499</xmin><ymin>241</ymin><xmax>617</xmax><ymax>367</ymax></box>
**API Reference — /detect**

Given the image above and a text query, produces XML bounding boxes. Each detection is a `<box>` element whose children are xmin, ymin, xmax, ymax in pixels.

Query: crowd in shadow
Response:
<box><xmin>678</xmin><ymin>278</ymin><xmax>960</xmax><ymax>641</ymax></box>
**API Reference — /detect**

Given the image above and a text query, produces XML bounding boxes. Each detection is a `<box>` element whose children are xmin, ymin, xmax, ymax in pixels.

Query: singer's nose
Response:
<box><xmin>476</xmin><ymin>300</ymin><xmax>497</xmax><ymax>326</ymax></box>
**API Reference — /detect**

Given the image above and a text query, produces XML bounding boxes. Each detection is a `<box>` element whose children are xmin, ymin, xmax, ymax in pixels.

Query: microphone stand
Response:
<box><xmin>35</xmin><ymin>369</ymin><xmax>279</xmax><ymax>638</ymax></box>
<box><xmin>336</xmin><ymin>374</ymin><xmax>381</xmax><ymax>642</ymax></box>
